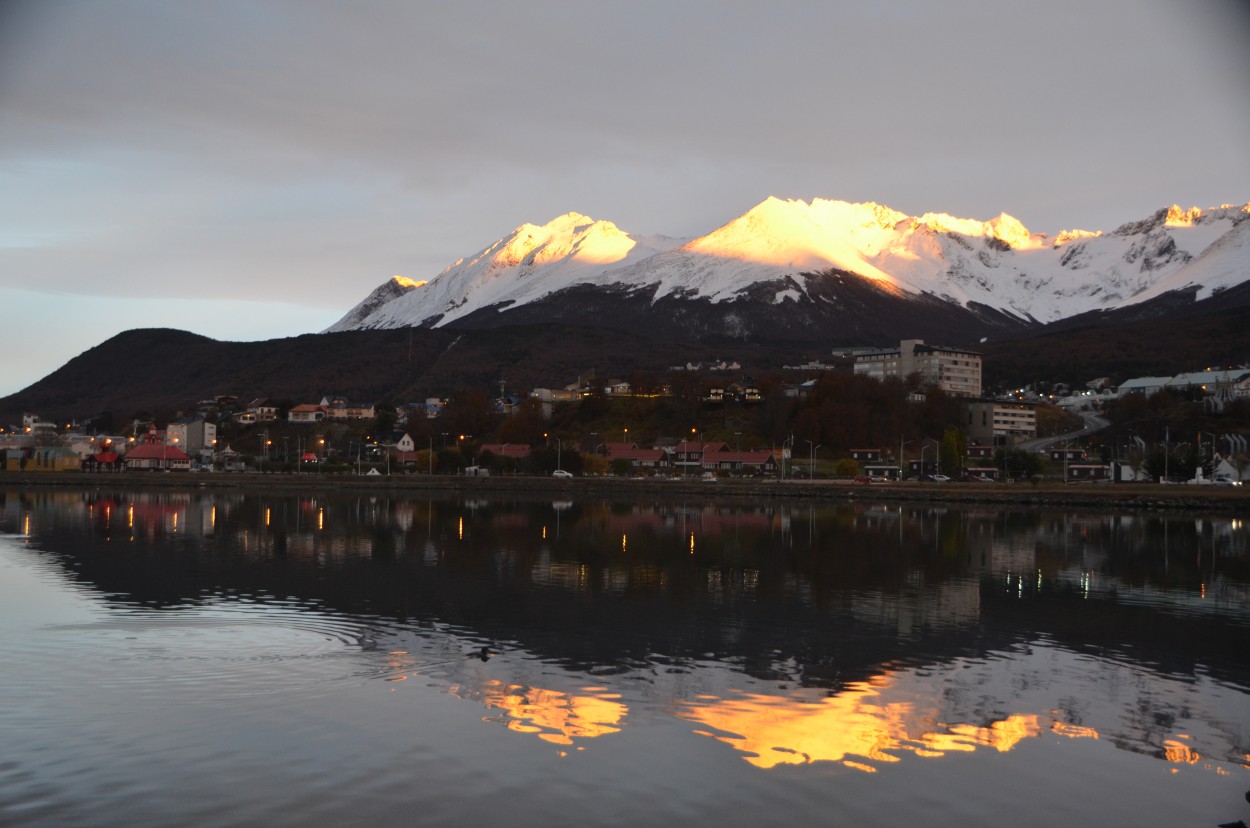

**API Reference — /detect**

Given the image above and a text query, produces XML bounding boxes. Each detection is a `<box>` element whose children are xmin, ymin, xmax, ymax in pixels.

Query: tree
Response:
<box><xmin>996</xmin><ymin>447</ymin><xmax>1043</xmax><ymax>481</ymax></box>
<box><xmin>939</xmin><ymin>427</ymin><xmax>967</xmax><ymax>475</ymax></box>
<box><xmin>497</xmin><ymin>398</ymin><xmax>546</xmax><ymax>444</ymax></box>
<box><xmin>372</xmin><ymin>403</ymin><xmax>397</xmax><ymax>436</ymax></box>
<box><xmin>1142</xmin><ymin>444</ymin><xmax>1198</xmax><ymax>482</ymax></box>
<box><xmin>834</xmin><ymin>458</ymin><xmax>860</xmax><ymax>477</ymax></box>
<box><xmin>442</xmin><ymin>388</ymin><xmax>497</xmax><ymax>439</ymax></box>
<box><xmin>581</xmin><ymin>453</ymin><xmax>609</xmax><ymax>476</ymax></box>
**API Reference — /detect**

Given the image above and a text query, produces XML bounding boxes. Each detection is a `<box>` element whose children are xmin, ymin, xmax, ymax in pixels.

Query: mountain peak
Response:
<box><xmin>914</xmin><ymin>211</ymin><xmax>1036</xmax><ymax>249</ymax></box>
<box><xmin>326</xmin><ymin>196</ymin><xmax>1250</xmax><ymax>336</ymax></box>
<box><xmin>475</xmin><ymin>212</ymin><xmax>637</xmax><ymax>274</ymax></box>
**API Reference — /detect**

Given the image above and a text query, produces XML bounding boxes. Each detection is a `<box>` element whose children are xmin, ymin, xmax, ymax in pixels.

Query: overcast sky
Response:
<box><xmin>2</xmin><ymin>0</ymin><xmax>1248</xmax><ymax>400</ymax></box>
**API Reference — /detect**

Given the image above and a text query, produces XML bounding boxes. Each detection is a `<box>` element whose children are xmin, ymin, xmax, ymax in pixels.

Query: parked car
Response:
<box><xmin>927</xmin><ymin>474</ymin><xmax>951</xmax><ymax>483</ymax></box>
<box><xmin>963</xmin><ymin>474</ymin><xmax>993</xmax><ymax>482</ymax></box>
<box><xmin>552</xmin><ymin>469</ymin><xmax>574</xmax><ymax>479</ymax></box>
<box><xmin>1212</xmin><ymin>477</ymin><xmax>1243</xmax><ymax>487</ymax></box>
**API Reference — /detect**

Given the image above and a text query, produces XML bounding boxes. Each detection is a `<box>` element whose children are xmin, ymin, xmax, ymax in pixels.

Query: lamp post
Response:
<box><xmin>804</xmin><ymin>439</ymin><xmax>820</xmax><ymax>480</ymax></box>
<box><xmin>1164</xmin><ymin>426</ymin><xmax>1170</xmax><ymax>483</ymax></box>
<box><xmin>427</xmin><ymin>435</ymin><xmax>433</xmax><ymax>475</ymax></box>
<box><xmin>899</xmin><ymin>439</ymin><xmax>911</xmax><ymax>481</ymax></box>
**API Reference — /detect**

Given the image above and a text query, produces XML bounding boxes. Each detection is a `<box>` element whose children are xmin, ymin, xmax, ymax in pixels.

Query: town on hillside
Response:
<box><xmin>4</xmin><ymin>340</ymin><xmax>1249</xmax><ymax>485</ymax></box>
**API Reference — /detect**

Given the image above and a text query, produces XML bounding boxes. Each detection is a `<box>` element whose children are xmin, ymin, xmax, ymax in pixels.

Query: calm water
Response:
<box><xmin>1</xmin><ymin>485</ymin><xmax>1248</xmax><ymax>827</ymax></box>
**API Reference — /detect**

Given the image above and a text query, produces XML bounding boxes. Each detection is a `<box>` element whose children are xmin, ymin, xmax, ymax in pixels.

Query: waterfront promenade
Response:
<box><xmin>4</xmin><ymin>471</ymin><xmax>1248</xmax><ymax>514</ymax></box>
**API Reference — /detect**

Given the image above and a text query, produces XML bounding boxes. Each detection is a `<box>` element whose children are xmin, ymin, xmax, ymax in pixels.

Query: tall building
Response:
<box><xmin>853</xmin><ymin>339</ymin><xmax>982</xmax><ymax>397</ymax></box>
<box><xmin>166</xmin><ymin>417</ymin><xmax>217</xmax><ymax>456</ymax></box>
<box><xmin>965</xmin><ymin>400</ymin><xmax>1037</xmax><ymax>445</ymax></box>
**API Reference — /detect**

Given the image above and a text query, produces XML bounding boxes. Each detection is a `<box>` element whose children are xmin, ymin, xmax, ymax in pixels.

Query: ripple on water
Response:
<box><xmin>2</xmin><ymin>605</ymin><xmax>390</xmax><ymax>714</ymax></box>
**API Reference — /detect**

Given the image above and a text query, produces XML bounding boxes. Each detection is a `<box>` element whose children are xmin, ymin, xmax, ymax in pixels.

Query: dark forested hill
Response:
<box><xmin>0</xmin><ymin>326</ymin><xmax>795</xmax><ymax>423</ymax></box>
<box><xmin>5</xmin><ymin>280</ymin><xmax>1250</xmax><ymax>425</ymax></box>
<box><xmin>980</xmin><ymin>282</ymin><xmax>1250</xmax><ymax>389</ymax></box>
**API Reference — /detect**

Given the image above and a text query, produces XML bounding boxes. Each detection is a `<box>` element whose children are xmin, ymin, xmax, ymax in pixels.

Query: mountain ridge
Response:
<box><xmin>327</xmin><ymin>197</ymin><xmax>1250</xmax><ymax>339</ymax></box>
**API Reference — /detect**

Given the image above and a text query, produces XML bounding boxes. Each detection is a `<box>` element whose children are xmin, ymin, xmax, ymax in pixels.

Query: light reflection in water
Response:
<box><xmin>1</xmin><ymin>486</ymin><xmax>1248</xmax><ymax>825</ymax></box>
<box><xmin>678</xmin><ymin>676</ymin><xmax>1042</xmax><ymax>772</ymax></box>
<box><xmin>466</xmin><ymin>681</ymin><xmax>628</xmax><ymax>746</ymax></box>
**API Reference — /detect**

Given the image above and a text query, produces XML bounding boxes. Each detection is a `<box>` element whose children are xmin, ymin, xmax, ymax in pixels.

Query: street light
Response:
<box><xmin>803</xmin><ymin>439</ymin><xmax>821</xmax><ymax>479</ymax></box>
<box><xmin>920</xmin><ymin>439</ymin><xmax>938</xmax><ymax>478</ymax></box>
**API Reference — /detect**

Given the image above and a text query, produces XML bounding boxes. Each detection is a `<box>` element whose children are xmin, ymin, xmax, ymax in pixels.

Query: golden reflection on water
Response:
<box><xmin>1164</xmin><ymin>738</ymin><xmax>1201</xmax><ymax>765</ymax></box>
<box><xmin>466</xmin><ymin>680</ymin><xmax>627</xmax><ymax>746</ymax></box>
<box><xmin>1052</xmin><ymin>722</ymin><xmax>1098</xmax><ymax>740</ymax></box>
<box><xmin>677</xmin><ymin>674</ymin><xmax>1045</xmax><ymax>772</ymax></box>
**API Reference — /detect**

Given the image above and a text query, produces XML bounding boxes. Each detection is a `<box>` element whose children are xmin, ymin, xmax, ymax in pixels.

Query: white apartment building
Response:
<box><xmin>166</xmin><ymin>418</ymin><xmax>217</xmax><ymax>455</ymax></box>
<box><xmin>853</xmin><ymin>339</ymin><xmax>982</xmax><ymax>397</ymax></box>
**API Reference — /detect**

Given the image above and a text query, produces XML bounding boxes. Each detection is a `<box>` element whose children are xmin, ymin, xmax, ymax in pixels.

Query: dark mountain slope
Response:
<box><xmin>444</xmin><ymin>268</ymin><xmax>1030</xmax><ymax>348</ymax></box>
<box><xmin>981</xmin><ymin>285</ymin><xmax>1250</xmax><ymax>388</ymax></box>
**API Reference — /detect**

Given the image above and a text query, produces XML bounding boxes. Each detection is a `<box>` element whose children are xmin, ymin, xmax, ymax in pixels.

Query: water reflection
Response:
<box><xmin>1</xmin><ymin>485</ymin><xmax>1248</xmax><ymax>825</ymax></box>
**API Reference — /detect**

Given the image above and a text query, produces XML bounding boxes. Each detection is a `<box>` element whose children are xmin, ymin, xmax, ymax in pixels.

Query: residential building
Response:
<box><xmin>966</xmin><ymin>444</ymin><xmax>995</xmax><ymax>460</ymax></box>
<box><xmin>965</xmin><ymin>399</ymin><xmax>1038</xmax><ymax>445</ymax></box>
<box><xmin>604</xmin><ymin>445</ymin><xmax>670</xmax><ymax>472</ymax></box>
<box><xmin>247</xmin><ymin>398</ymin><xmax>279</xmax><ymax>421</ymax></box>
<box><xmin>853</xmin><ymin>339</ymin><xmax>982</xmax><ymax>396</ymax></box>
<box><xmin>699</xmin><ymin>449</ymin><xmax>778</xmax><ymax>475</ymax></box>
<box><xmin>123</xmin><ymin>443</ymin><xmax>192</xmax><ymax>472</ymax></box>
<box><xmin>289</xmin><ymin>404</ymin><xmax>326</xmax><ymax>423</ymax></box>
<box><xmin>166</xmin><ymin>418</ymin><xmax>216</xmax><ymax>455</ymax></box>
<box><xmin>388</xmin><ymin>432</ymin><xmax>416</xmax><ymax>453</ymax></box>
<box><xmin>1066</xmin><ymin>463</ymin><xmax>1110</xmax><ymax>481</ymax></box>
<box><xmin>670</xmin><ymin>440</ymin><xmax>728</xmax><ymax>472</ymax></box>
<box><xmin>321</xmin><ymin>396</ymin><xmax>375</xmax><ymax>420</ymax></box>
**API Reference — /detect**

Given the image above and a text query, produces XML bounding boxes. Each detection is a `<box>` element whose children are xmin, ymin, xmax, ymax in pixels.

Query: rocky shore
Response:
<box><xmin>4</xmin><ymin>471</ymin><xmax>1249</xmax><ymax>514</ymax></box>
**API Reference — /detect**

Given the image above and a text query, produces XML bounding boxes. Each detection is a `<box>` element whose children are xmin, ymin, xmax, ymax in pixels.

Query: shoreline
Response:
<box><xmin>3</xmin><ymin>471</ymin><xmax>1248</xmax><ymax>514</ymax></box>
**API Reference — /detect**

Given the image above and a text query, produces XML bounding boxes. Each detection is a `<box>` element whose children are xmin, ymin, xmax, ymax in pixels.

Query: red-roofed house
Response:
<box><xmin>604</xmin><ymin>443</ymin><xmax>670</xmax><ymax>472</ymax></box>
<box><xmin>700</xmin><ymin>449</ymin><xmax>778</xmax><ymax>475</ymax></box>
<box><xmin>612</xmin><ymin>447</ymin><xmax>671</xmax><ymax>471</ymax></box>
<box><xmin>288</xmin><ymin>404</ymin><xmax>326</xmax><ymax>423</ymax></box>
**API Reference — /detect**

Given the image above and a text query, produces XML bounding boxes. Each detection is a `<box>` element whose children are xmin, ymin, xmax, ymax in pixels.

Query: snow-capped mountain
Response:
<box><xmin>326</xmin><ymin>198</ymin><xmax>1250</xmax><ymax>344</ymax></box>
